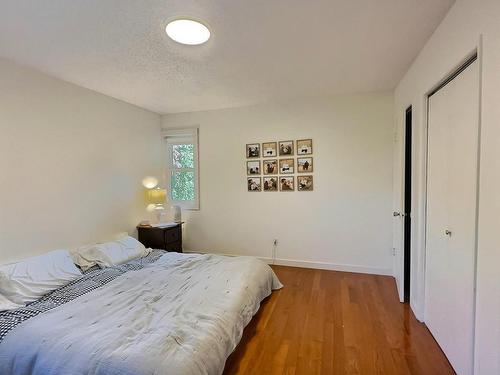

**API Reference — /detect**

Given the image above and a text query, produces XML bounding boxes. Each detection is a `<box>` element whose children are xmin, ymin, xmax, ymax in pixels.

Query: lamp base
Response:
<box><xmin>155</xmin><ymin>208</ymin><xmax>167</xmax><ymax>224</ymax></box>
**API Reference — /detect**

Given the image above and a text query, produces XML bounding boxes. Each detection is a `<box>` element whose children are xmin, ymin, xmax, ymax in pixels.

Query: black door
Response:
<box><xmin>404</xmin><ymin>107</ymin><xmax>412</xmax><ymax>303</ymax></box>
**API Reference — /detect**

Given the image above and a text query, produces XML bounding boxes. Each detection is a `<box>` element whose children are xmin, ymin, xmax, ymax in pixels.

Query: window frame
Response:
<box><xmin>163</xmin><ymin>128</ymin><xmax>200</xmax><ymax>210</ymax></box>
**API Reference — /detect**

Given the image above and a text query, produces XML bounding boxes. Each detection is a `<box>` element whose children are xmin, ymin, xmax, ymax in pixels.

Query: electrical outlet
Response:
<box><xmin>392</xmin><ymin>248</ymin><xmax>396</xmax><ymax>256</ymax></box>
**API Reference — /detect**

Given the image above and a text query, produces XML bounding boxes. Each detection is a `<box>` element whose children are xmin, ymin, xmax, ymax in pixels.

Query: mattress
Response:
<box><xmin>0</xmin><ymin>251</ymin><xmax>282</xmax><ymax>375</ymax></box>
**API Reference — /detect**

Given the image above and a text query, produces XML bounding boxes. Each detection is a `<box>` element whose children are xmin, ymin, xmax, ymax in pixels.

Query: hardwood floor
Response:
<box><xmin>223</xmin><ymin>265</ymin><xmax>454</xmax><ymax>375</ymax></box>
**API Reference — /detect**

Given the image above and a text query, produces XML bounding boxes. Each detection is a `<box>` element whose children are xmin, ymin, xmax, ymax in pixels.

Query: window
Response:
<box><xmin>164</xmin><ymin>128</ymin><xmax>199</xmax><ymax>210</ymax></box>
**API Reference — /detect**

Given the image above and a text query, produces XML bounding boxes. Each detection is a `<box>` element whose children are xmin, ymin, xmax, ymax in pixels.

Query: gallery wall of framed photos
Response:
<box><xmin>246</xmin><ymin>139</ymin><xmax>313</xmax><ymax>192</ymax></box>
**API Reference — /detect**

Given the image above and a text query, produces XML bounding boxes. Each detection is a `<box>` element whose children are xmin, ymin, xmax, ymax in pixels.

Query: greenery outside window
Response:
<box><xmin>164</xmin><ymin>128</ymin><xmax>199</xmax><ymax>210</ymax></box>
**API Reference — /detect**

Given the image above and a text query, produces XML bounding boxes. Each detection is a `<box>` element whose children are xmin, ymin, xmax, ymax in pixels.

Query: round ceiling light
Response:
<box><xmin>165</xmin><ymin>19</ymin><xmax>210</xmax><ymax>45</ymax></box>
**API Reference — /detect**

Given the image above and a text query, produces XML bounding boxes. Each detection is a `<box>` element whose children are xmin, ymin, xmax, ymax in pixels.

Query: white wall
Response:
<box><xmin>0</xmin><ymin>58</ymin><xmax>163</xmax><ymax>264</ymax></box>
<box><xmin>163</xmin><ymin>93</ymin><xmax>394</xmax><ymax>275</ymax></box>
<box><xmin>393</xmin><ymin>1</ymin><xmax>500</xmax><ymax>373</ymax></box>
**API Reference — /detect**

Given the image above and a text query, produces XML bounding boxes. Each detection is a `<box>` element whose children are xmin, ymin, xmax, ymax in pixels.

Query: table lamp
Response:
<box><xmin>146</xmin><ymin>186</ymin><xmax>167</xmax><ymax>223</ymax></box>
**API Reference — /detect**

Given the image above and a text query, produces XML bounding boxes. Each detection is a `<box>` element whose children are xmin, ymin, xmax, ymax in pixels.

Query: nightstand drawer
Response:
<box><xmin>138</xmin><ymin>228</ymin><xmax>165</xmax><ymax>249</ymax></box>
<box><xmin>164</xmin><ymin>227</ymin><xmax>181</xmax><ymax>244</ymax></box>
<box><xmin>165</xmin><ymin>240</ymin><xmax>182</xmax><ymax>252</ymax></box>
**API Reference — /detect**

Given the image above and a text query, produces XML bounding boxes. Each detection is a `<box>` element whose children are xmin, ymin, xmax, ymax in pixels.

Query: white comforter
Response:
<box><xmin>0</xmin><ymin>252</ymin><xmax>282</xmax><ymax>375</ymax></box>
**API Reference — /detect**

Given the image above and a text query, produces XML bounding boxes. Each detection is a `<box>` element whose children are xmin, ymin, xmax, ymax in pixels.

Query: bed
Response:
<box><xmin>0</xmin><ymin>250</ymin><xmax>282</xmax><ymax>375</ymax></box>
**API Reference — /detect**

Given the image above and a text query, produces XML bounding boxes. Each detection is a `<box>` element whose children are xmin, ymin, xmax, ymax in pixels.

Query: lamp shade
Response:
<box><xmin>146</xmin><ymin>188</ymin><xmax>167</xmax><ymax>205</ymax></box>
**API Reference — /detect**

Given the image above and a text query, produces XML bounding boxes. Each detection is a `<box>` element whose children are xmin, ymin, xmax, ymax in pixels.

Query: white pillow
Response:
<box><xmin>72</xmin><ymin>236</ymin><xmax>150</xmax><ymax>269</ymax></box>
<box><xmin>0</xmin><ymin>293</ymin><xmax>23</xmax><ymax>311</ymax></box>
<box><xmin>70</xmin><ymin>244</ymin><xmax>98</xmax><ymax>271</ymax></box>
<box><xmin>0</xmin><ymin>250</ymin><xmax>82</xmax><ymax>311</ymax></box>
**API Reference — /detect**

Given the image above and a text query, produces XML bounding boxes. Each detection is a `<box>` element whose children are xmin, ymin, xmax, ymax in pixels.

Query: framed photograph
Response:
<box><xmin>279</xmin><ymin>158</ymin><xmax>294</xmax><ymax>174</ymax></box>
<box><xmin>262</xmin><ymin>142</ymin><xmax>277</xmax><ymax>157</ymax></box>
<box><xmin>247</xmin><ymin>177</ymin><xmax>261</xmax><ymax>192</ymax></box>
<box><xmin>263</xmin><ymin>159</ymin><xmax>278</xmax><ymax>175</ymax></box>
<box><xmin>263</xmin><ymin>176</ymin><xmax>279</xmax><ymax>191</ymax></box>
<box><xmin>297</xmin><ymin>157</ymin><xmax>313</xmax><ymax>173</ymax></box>
<box><xmin>297</xmin><ymin>139</ymin><xmax>313</xmax><ymax>155</ymax></box>
<box><xmin>247</xmin><ymin>160</ymin><xmax>261</xmax><ymax>175</ymax></box>
<box><xmin>246</xmin><ymin>143</ymin><xmax>260</xmax><ymax>158</ymax></box>
<box><xmin>279</xmin><ymin>140</ymin><xmax>294</xmax><ymax>156</ymax></box>
<box><xmin>297</xmin><ymin>175</ymin><xmax>313</xmax><ymax>191</ymax></box>
<box><xmin>279</xmin><ymin>176</ymin><xmax>295</xmax><ymax>191</ymax></box>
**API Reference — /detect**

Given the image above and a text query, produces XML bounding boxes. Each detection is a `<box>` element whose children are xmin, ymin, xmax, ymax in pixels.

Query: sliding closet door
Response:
<box><xmin>425</xmin><ymin>60</ymin><xmax>479</xmax><ymax>375</ymax></box>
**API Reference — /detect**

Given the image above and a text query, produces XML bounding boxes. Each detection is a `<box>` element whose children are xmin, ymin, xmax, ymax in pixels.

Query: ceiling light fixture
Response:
<box><xmin>165</xmin><ymin>19</ymin><xmax>210</xmax><ymax>45</ymax></box>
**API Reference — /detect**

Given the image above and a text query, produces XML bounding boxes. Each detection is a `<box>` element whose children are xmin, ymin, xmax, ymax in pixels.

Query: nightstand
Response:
<box><xmin>136</xmin><ymin>223</ymin><xmax>183</xmax><ymax>252</ymax></box>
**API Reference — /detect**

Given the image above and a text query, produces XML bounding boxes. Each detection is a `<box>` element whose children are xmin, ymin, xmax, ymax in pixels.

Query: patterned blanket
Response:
<box><xmin>0</xmin><ymin>249</ymin><xmax>166</xmax><ymax>343</ymax></box>
<box><xmin>0</xmin><ymin>252</ymin><xmax>282</xmax><ymax>375</ymax></box>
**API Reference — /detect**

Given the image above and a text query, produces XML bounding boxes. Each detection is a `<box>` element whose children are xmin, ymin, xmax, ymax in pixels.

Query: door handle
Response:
<box><xmin>445</xmin><ymin>230</ymin><xmax>452</xmax><ymax>236</ymax></box>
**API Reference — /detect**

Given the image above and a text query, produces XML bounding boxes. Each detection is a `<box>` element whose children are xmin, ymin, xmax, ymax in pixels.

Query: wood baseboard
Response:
<box><xmin>259</xmin><ymin>256</ymin><xmax>393</xmax><ymax>276</ymax></box>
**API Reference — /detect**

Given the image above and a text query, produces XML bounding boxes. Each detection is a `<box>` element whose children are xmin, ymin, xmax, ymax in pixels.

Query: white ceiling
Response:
<box><xmin>0</xmin><ymin>0</ymin><xmax>454</xmax><ymax>114</ymax></box>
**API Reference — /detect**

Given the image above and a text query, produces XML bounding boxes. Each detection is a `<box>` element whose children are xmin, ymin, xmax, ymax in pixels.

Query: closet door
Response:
<box><xmin>425</xmin><ymin>60</ymin><xmax>479</xmax><ymax>375</ymax></box>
